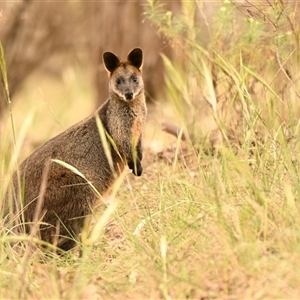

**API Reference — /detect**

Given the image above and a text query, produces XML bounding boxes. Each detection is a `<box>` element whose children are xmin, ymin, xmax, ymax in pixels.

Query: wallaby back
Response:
<box><xmin>4</xmin><ymin>48</ymin><xmax>147</xmax><ymax>251</ymax></box>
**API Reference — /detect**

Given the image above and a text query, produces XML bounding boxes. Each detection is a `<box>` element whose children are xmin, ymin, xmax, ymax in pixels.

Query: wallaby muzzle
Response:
<box><xmin>125</xmin><ymin>91</ymin><xmax>134</xmax><ymax>101</ymax></box>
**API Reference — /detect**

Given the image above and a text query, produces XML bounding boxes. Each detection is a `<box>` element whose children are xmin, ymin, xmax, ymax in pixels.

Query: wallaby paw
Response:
<box><xmin>135</xmin><ymin>165</ymin><xmax>143</xmax><ymax>176</ymax></box>
<box><xmin>128</xmin><ymin>160</ymin><xmax>143</xmax><ymax>176</ymax></box>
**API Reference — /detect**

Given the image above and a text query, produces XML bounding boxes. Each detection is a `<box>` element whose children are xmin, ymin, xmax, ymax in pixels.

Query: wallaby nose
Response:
<box><xmin>125</xmin><ymin>91</ymin><xmax>134</xmax><ymax>100</ymax></box>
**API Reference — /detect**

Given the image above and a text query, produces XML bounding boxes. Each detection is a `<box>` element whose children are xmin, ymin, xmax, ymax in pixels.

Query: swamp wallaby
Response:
<box><xmin>4</xmin><ymin>48</ymin><xmax>147</xmax><ymax>251</ymax></box>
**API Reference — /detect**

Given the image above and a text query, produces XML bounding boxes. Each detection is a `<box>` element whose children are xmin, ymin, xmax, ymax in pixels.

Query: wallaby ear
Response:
<box><xmin>127</xmin><ymin>48</ymin><xmax>143</xmax><ymax>70</ymax></box>
<box><xmin>103</xmin><ymin>52</ymin><xmax>121</xmax><ymax>74</ymax></box>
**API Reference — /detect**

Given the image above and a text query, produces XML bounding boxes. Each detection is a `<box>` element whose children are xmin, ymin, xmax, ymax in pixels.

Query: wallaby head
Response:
<box><xmin>103</xmin><ymin>48</ymin><xmax>144</xmax><ymax>101</ymax></box>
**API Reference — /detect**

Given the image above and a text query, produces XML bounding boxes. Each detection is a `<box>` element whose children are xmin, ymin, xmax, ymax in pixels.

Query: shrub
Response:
<box><xmin>145</xmin><ymin>0</ymin><xmax>300</xmax><ymax>151</ymax></box>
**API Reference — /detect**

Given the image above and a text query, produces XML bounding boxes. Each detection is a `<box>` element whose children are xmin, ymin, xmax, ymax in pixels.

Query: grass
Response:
<box><xmin>1</xmin><ymin>79</ymin><xmax>300</xmax><ymax>298</ymax></box>
<box><xmin>1</xmin><ymin>1</ymin><xmax>300</xmax><ymax>299</ymax></box>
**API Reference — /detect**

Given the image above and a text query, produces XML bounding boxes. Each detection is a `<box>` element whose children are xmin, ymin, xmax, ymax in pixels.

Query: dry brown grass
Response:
<box><xmin>1</xmin><ymin>71</ymin><xmax>300</xmax><ymax>298</ymax></box>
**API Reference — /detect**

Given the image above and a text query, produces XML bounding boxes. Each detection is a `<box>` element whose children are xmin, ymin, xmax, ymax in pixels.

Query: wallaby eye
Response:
<box><xmin>132</xmin><ymin>76</ymin><xmax>138</xmax><ymax>83</ymax></box>
<box><xmin>116</xmin><ymin>78</ymin><xmax>121</xmax><ymax>85</ymax></box>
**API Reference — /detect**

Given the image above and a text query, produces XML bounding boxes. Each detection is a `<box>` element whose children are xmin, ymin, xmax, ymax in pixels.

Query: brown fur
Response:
<box><xmin>4</xmin><ymin>48</ymin><xmax>147</xmax><ymax>251</ymax></box>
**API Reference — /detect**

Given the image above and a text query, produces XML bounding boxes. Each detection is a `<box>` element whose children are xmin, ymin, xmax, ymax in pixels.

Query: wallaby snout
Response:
<box><xmin>125</xmin><ymin>91</ymin><xmax>134</xmax><ymax>101</ymax></box>
<box><xmin>4</xmin><ymin>47</ymin><xmax>147</xmax><ymax>252</ymax></box>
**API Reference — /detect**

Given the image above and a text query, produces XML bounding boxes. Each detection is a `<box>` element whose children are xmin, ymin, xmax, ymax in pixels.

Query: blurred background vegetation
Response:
<box><xmin>146</xmin><ymin>0</ymin><xmax>300</xmax><ymax>152</ymax></box>
<box><xmin>0</xmin><ymin>0</ymin><xmax>299</xmax><ymax>153</ymax></box>
<box><xmin>0</xmin><ymin>0</ymin><xmax>178</xmax><ymax>116</ymax></box>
